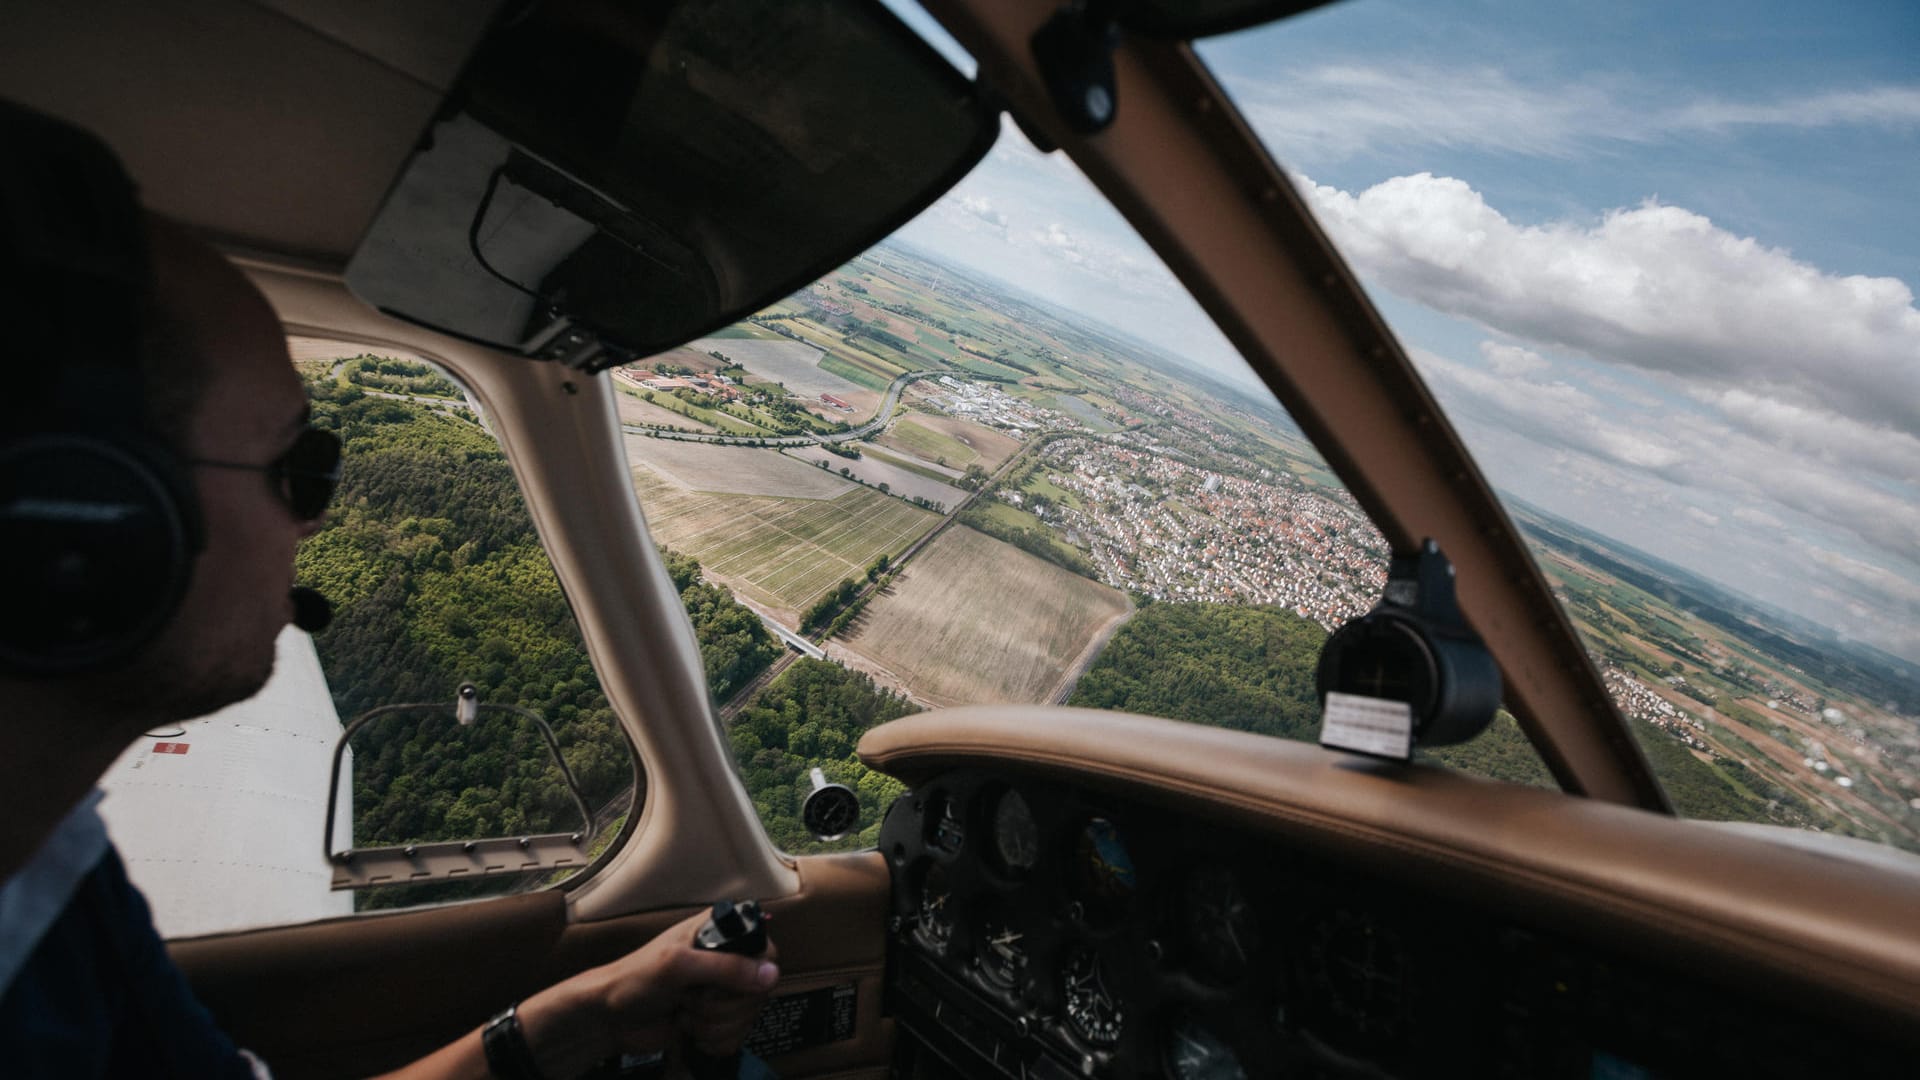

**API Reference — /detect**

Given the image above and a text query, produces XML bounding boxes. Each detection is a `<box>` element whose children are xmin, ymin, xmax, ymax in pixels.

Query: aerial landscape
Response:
<box><xmin>294</xmin><ymin>235</ymin><xmax>1918</xmax><ymax>872</ymax></box>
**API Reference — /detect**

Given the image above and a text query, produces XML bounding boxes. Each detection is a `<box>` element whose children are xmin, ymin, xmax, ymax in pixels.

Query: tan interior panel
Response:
<box><xmin>859</xmin><ymin>707</ymin><xmax>1920</xmax><ymax>1035</ymax></box>
<box><xmin>172</xmin><ymin>854</ymin><xmax>893</xmax><ymax>1078</ymax></box>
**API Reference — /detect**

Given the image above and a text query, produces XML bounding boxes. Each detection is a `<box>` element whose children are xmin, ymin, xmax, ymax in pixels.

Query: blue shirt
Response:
<box><xmin>0</xmin><ymin>798</ymin><xmax>260</xmax><ymax>1079</ymax></box>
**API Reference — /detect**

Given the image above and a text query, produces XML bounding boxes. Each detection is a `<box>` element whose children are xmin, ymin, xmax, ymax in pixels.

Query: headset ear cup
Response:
<box><xmin>0</xmin><ymin>431</ymin><xmax>199</xmax><ymax>674</ymax></box>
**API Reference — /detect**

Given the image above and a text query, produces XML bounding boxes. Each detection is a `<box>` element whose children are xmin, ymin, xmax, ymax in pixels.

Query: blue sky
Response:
<box><xmin>887</xmin><ymin>1</ymin><xmax>1919</xmax><ymax>663</ymax></box>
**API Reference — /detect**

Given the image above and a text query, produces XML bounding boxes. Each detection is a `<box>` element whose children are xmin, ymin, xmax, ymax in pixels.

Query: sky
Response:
<box><xmin>884</xmin><ymin>0</ymin><xmax>1920</xmax><ymax>664</ymax></box>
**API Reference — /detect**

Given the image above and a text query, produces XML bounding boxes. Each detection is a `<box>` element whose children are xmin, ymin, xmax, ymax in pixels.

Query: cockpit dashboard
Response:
<box><xmin>863</xmin><ymin>709</ymin><xmax>1920</xmax><ymax>1079</ymax></box>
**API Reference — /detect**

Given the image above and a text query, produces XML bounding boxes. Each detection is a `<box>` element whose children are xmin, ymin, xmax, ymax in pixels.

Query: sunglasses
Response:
<box><xmin>189</xmin><ymin>426</ymin><xmax>342</xmax><ymax>521</ymax></box>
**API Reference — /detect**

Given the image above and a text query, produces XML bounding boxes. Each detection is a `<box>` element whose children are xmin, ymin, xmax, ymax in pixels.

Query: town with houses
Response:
<box><xmin>1017</xmin><ymin>436</ymin><xmax>1388</xmax><ymax>629</ymax></box>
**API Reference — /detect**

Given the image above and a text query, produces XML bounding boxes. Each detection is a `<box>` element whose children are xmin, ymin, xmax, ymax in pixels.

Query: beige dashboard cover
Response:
<box><xmin>859</xmin><ymin>707</ymin><xmax>1920</xmax><ymax>1030</ymax></box>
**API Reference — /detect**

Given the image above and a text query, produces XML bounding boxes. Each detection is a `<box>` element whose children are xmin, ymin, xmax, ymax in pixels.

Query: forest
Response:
<box><xmin>294</xmin><ymin>374</ymin><xmax>781</xmax><ymax>851</ymax></box>
<box><xmin>727</xmin><ymin>658</ymin><xmax>919</xmax><ymax>853</ymax></box>
<box><xmin>1067</xmin><ymin>601</ymin><xmax>1801</xmax><ymax>823</ymax></box>
<box><xmin>1067</xmin><ymin>602</ymin><xmax>1328</xmax><ymax>741</ymax></box>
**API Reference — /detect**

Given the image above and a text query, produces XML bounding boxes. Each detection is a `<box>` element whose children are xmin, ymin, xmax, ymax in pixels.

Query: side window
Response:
<box><xmin>98</xmin><ymin>342</ymin><xmax>641</xmax><ymax>936</ymax></box>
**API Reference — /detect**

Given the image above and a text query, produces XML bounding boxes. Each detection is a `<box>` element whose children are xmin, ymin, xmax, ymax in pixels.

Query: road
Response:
<box><xmin>760</xmin><ymin>617</ymin><xmax>825</xmax><ymax>660</ymax></box>
<box><xmin>620</xmin><ymin>369</ymin><xmax>936</xmax><ymax>447</ymax></box>
<box><xmin>329</xmin><ymin>359</ymin><xmax>475</xmax><ymax>412</ymax></box>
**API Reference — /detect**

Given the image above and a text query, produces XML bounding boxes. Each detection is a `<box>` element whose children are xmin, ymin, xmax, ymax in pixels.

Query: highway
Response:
<box><xmin>619</xmin><ymin>369</ymin><xmax>936</xmax><ymax>447</ymax></box>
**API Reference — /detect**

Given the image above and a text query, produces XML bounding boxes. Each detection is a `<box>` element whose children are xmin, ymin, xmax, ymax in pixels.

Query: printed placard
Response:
<box><xmin>1320</xmin><ymin>692</ymin><xmax>1414</xmax><ymax>760</ymax></box>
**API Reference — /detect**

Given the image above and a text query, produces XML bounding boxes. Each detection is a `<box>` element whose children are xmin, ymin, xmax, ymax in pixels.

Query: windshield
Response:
<box><xmin>1192</xmin><ymin>0</ymin><xmax>1919</xmax><ymax>850</ymax></box>
<box><xmin>628</xmin><ymin>94</ymin><xmax>1567</xmax><ymax>850</ymax></box>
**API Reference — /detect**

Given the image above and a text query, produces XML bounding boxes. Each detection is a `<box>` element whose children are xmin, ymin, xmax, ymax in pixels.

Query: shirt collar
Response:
<box><xmin>0</xmin><ymin>790</ymin><xmax>110</xmax><ymax>995</ymax></box>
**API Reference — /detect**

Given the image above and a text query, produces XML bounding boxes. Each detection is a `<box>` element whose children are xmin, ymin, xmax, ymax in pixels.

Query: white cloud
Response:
<box><xmin>1669</xmin><ymin>87</ymin><xmax>1920</xmax><ymax>133</ymax></box>
<box><xmin>1296</xmin><ymin>171</ymin><xmax>1920</xmax><ymax>434</ymax></box>
<box><xmin>1232</xmin><ymin>64</ymin><xmax>1611</xmax><ymax>161</ymax></box>
<box><xmin>1480</xmin><ymin>340</ymin><xmax>1549</xmax><ymax>376</ymax></box>
<box><xmin>1033</xmin><ymin>222</ymin><xmax>1082</xmax><ymax>258</ymax></box>
<box><xmin>1415</xmin><ymin>347</ymin><xmax>1687</xmax><ymax>472</ymax></box>
<box><xmin>1227</xmin><ymin>64</ymin><xmax>1920</xmax><ymax>163</ymax></box>
<box><xmin>1411</xmin><ymin>326</ymin><xmax>1918</xmax><ymax>657</ymax></box>
<box><xmin>1702</xmin><ymin>389</ymin><xmax>1920</xmax><ymax>483</ymax></box>
<box><xmin>957</xmin><ymin>195</ymin><xmax>1006</xmax><ymax>231</ymax></box>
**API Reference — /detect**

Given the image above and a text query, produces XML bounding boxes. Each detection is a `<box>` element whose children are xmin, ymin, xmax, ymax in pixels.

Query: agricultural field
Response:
<box><xmin>858</xmin><ymin>444</ymin><xmax>964</xmax><ymax>482</ymax></box>
<box><xmin>782</xmin><ymin>446</ymin><xmax>967</xmax><ymax>510</ymax></box>
<box><xmin>878</xmin><ymin>414</ymin><xmax>1020</xmax><ymax>471</ymax></box>
<box><xmin>839</xmin><ymin>526</ymin><xmax>1131</xmax><ymax>706</ymax></box>
<box><xmin>703</xmin><ymin>322</ymin><xmax>784</xmax><ymax>341</ymax></box>
<box><xmin>614</xmin><ymin>388</ymin><xmax>717</xmax><ymax>432</ymax></box>
<box><xmin>690</xmin><ymin>337</ymin><xmax>867</xmax><ymax>402</ymax></box>
<box><xmin>1049</xmin><ymin>392</ymin><xmax>1117</xmax><ymax>431</ymax></box>
<box><xmin>629</xmin><ymin>461</ymin><xmax>938</xmax><ymax>619</ymax></box>
<box><xmin>623</xmin><ymin>435</ymin><xmax>849</xmax><ymax>499</ymax></box>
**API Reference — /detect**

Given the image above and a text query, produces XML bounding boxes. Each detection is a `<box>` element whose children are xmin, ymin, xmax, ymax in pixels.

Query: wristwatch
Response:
<box><xmin>482</xmin><ymin>1003</ymin><xmax>548</xmax><ymax>1080</ymax></box>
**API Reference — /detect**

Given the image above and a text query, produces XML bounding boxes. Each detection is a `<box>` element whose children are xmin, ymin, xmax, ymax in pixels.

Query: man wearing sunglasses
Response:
<box><xmin>1</xmin><ymin>116</ymin><xmax>775</xmax><ymax>1079</ymax></box>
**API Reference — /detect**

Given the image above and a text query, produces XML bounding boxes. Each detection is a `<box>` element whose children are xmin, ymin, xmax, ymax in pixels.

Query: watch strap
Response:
<box><xmin>482</xmin><ymin>1003</ymin><xmax>548</xmax><ymax>1080</ymax></box>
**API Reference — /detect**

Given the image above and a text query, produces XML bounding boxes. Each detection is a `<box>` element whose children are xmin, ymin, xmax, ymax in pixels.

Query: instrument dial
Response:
<box><xmin>1305</xmin><ymin>908</ymin><xmax>1408</xmax><ymax>1044</ymax></box>
<box><xmin>915</xmin><ymin>862</ymin><xmax>955</xmax><ymax>953</ymax></box>
<box><xmin>1074</xmin><ymin>817</ymin><xmax>1137</xmax><ymax>910</ymax></box>
<box><xmin>991</xmin><ymin>788</ymin><xmax>1040</xmax><ymax>874</ymax></box>
<box><xmin>979</xmin><ymin>919</ymin><xmax>1030</xmax><ymax>990</ymax></box>
<box><xmin>1061</xmin><ymin>947</ymin><xmax>1125</xmax><ymax>1047</ymax></box>
<box><xmin>1181</xmin><ymin>864</ymin><xmax>1260</xmax><ymax>984</ymax></box>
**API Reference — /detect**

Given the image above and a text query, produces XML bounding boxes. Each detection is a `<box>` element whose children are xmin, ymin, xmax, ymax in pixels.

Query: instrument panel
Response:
<box><xmin>879</xmin><ymin>768</ymin><xmax>1912</xmax><ymax>1079</ymax></box>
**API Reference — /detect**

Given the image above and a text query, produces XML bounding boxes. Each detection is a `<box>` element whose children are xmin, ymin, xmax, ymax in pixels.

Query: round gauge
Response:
<box><xmin>991</xmin><ymin>788</ymin><xmax>1040</xmax><ymax>874</ymax></box>
<box><xmin>926</xmin><ymin>792</ymin><xmax>966</xmax><ymax>856</ymax></box>
<box><xmin>915</xmin><ymin>862</ymin><xmax>955</xmax><ymax>953</ymax></box>
<box><xmin>1181</xmin><ymin>865</ymin><xmax>1260</xmax><ymax>984</ymax></box>
<box><xmin>978</xmin><ymin>918</ymin><xmax>1030</xmax><ymax>990</ymax></box>
<box><xmin>1074</xmin><ymin>817</ymin><xmax>1137</xmax><ymax>906</ymax></box>
<box><xmin>1304</xmin><ymin>908</ymin><xmax>1408</xmax><ymax>1043</ymax></box>
<box><xmin>1061</xmin><ymin>947</ymin><xmax>1125</xmax><ymax>1047</ymax></box>
<box><xmin>1162</xmin><ymin>1017</ymin><xmax>1246</xmax><ymax>1080</ymax></box>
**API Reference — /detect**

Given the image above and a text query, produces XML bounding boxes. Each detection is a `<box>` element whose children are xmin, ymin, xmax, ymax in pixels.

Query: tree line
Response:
<box><xmin>1068</xmin><ymin>600</ymin><xmax>1810</xmax><ymax>822</ymax></box>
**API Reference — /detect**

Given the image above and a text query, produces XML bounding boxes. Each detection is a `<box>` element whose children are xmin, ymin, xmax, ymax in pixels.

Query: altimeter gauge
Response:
<box><xmin>979</xmin><ymin>919</ymin><xmax>1030</xmax><ymax>989</ymax></box>
<box><xmin>916</xmin><ymin>862</ymin><xmax>955</xmax><ymax>953</ymax></box>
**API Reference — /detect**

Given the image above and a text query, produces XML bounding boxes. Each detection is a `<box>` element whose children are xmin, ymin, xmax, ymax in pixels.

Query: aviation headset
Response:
<box><xmin>0</xmin><ymin>102</ymin><xmax>203</xmax><ymax>675</ymax></box>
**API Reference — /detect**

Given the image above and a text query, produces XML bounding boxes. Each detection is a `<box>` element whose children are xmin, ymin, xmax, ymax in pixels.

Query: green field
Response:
<box><xmin>882</xmin><ymin>416</ymin><xmax>979</xmax><ymax>467</ymax></box>
<box><xmin>632</xmin><ymin>468</ymin><xmax>938</xmax><ymax>617</ymax></box>
<box><xmin>705</xmin><ymin>323</ymin><xmax>783</xmax><ymax>341</ymax></box>
<box><xmin>1021</xmin><ymin>472</ymin><xmax>1083</xmax><ymax>510</ymax></box>
<box><xmin>947</xmin><ymin>354</ymin><xmax>1031</xmax><ymax>380</ymax></box>
<box><xmin>820</xmin><ymin>352</ymin><xmax>894</xmax><ymax>391</ymax></box>
<box><xmin>973</xmin><ymin>499</ymin><xmax>1045</xmax><ymax>532</ymax></box>
<box><xmin>857</xmin><ymin>444</ymin><xmax>958</xmax><ymax>484</ymax></box>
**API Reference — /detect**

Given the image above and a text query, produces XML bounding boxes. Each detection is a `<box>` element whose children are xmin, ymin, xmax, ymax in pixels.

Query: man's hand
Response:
<box><xmin>604</xmin><ymin>908</ymin><xmax>780</xmax><ymax>1057</ymax></box>
<box><xmin>517</xmin><ymin>908</ymin><xmax>779</xmax><ymax>1077</ymax></box>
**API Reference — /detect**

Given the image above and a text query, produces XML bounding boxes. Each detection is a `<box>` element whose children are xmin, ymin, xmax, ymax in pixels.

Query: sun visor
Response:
<box><xmin>345</xmin><ymin>0</ymin><xmax>996</xmax><ymax>371</ymax></box>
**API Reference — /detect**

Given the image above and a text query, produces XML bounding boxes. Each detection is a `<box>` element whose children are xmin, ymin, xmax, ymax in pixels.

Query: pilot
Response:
<box><xmin>0</xmin><ymin>105</ymin><xmax>778</xmax><ymax>1078</ymax></box>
